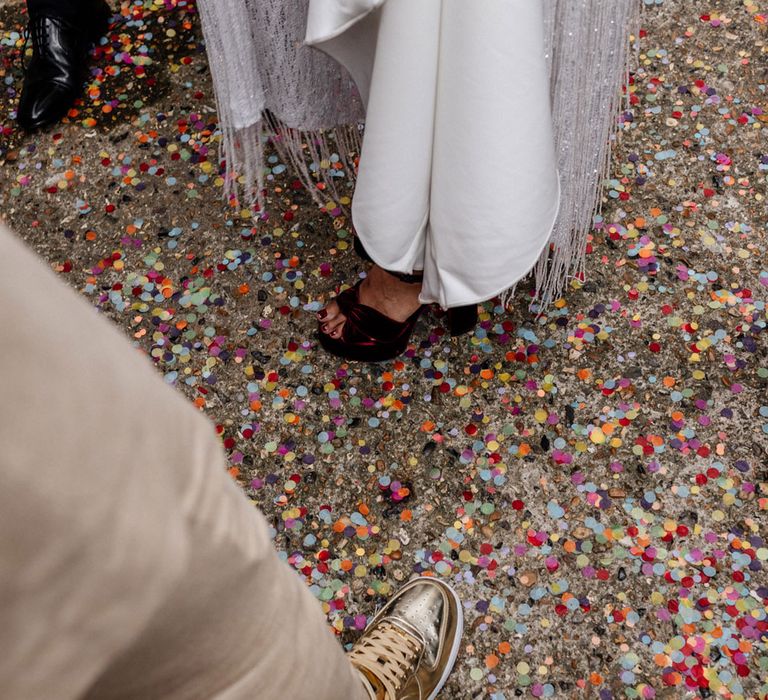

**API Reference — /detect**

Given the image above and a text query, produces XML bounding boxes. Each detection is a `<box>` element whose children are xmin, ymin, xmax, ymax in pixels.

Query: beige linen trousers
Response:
<box><xmin>0</xmin><ymin>221</ymin><xmax>367</xmax><ymax>700</ymax></box>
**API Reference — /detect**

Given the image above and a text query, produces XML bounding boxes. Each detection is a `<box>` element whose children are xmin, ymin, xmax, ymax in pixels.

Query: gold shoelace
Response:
<box><xmin>350</xmin><ymin>621</ymin><xmax>423</xmax><ymax>700</ymax></box>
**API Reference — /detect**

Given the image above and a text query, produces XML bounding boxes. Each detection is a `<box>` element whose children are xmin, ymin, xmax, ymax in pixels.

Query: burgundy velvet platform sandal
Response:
<box><xmin>317</xmin><ymin>236</ymin><xmax>480</xmax><ymax>362</ymax></box>
<box><xmin>318</xmin><ymin>279</ymin><xmax>424</xmax><ymax>362</ymax></box>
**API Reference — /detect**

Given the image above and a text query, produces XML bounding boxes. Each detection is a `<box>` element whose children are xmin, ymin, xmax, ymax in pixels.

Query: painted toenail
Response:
<box><xmin>318</xmin><ymin>309</ymin><xmax>328</xmax><ymax>319</ymax></box>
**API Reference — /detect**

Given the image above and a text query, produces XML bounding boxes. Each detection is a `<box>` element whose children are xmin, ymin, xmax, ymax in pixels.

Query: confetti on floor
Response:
<box><xmin>1</xmin><ymin>0</ymin><xmax>767</xmax><ymax>698</ymax></box>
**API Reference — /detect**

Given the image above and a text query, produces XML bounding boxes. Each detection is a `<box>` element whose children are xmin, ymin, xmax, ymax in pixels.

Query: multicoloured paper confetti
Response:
<box><xmin>1</xmin><ymin>0</ymin><xmax>766</xmax><ymax>697</ymax></box>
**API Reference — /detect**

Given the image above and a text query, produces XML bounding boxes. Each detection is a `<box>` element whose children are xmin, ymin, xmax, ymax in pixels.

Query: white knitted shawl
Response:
<box><xmin>197</xmin><ymin>0</ymin><xmax>642</xmax><ymax>305</ymax></box>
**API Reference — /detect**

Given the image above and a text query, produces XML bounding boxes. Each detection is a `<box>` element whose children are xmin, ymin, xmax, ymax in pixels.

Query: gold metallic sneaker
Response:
<box><xmin>349</xmin><ymin>577</ymin><xmax>463</xmax><ymax>700</ymax></box>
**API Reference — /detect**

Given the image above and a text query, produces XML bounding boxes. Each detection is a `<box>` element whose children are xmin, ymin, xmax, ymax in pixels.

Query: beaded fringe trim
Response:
<box><xmin>208</xmin><ymin>1</ymin><xmax>643</xmax><ymax>310</ymax></box>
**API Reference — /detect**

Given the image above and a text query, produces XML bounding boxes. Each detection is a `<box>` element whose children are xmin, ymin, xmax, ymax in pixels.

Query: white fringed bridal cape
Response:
<box><xmin>198</xmin><ymin>0</ymin><xmax>641</xmax><ymax>307</ymax></box>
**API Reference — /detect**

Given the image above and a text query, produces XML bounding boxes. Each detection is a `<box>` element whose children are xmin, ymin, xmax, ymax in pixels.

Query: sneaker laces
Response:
<box><xmin>350</xmin><ymin>621</ymin><xmax>424</xmax><ymax>700</ymax></box>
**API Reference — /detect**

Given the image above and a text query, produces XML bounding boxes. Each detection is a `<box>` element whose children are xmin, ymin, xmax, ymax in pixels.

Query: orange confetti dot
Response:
<box><xmin>665</xmin><ymin>672</ymin><xmax>682</xmax><ymax>686</ymax></box>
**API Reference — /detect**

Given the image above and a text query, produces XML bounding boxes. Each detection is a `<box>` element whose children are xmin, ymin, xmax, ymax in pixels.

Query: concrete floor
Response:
<box><xmin>1</xmin><ymin>1</ymin><xmax>767</xmax><ymax>698</ymax></box>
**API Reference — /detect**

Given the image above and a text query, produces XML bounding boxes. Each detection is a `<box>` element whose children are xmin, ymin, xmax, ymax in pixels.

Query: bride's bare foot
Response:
<box><xmin>317</xmin><ymin>265</ymin><xmax>423</xmax><ymax>339</ymax></box>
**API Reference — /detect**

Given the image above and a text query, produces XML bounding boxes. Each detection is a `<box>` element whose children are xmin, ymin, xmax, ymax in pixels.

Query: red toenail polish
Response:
<box><xmin>318</xmin><ymin>309</ymin><xmax>328</xmax><ymax>319</ymax></box>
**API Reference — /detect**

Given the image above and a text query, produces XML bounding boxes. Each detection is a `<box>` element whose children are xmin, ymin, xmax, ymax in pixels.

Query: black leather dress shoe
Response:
<box><xmin>17</xmin><ymin>4</ymin><xmax>110</xmax><ymax>132</ymax></box>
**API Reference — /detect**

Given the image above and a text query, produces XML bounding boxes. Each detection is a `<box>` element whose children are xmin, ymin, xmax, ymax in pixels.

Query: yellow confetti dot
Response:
<box><xmin>590</xmin><ymin>427</ymin><xmax>606</xmax><ymax>444</ymax></box>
